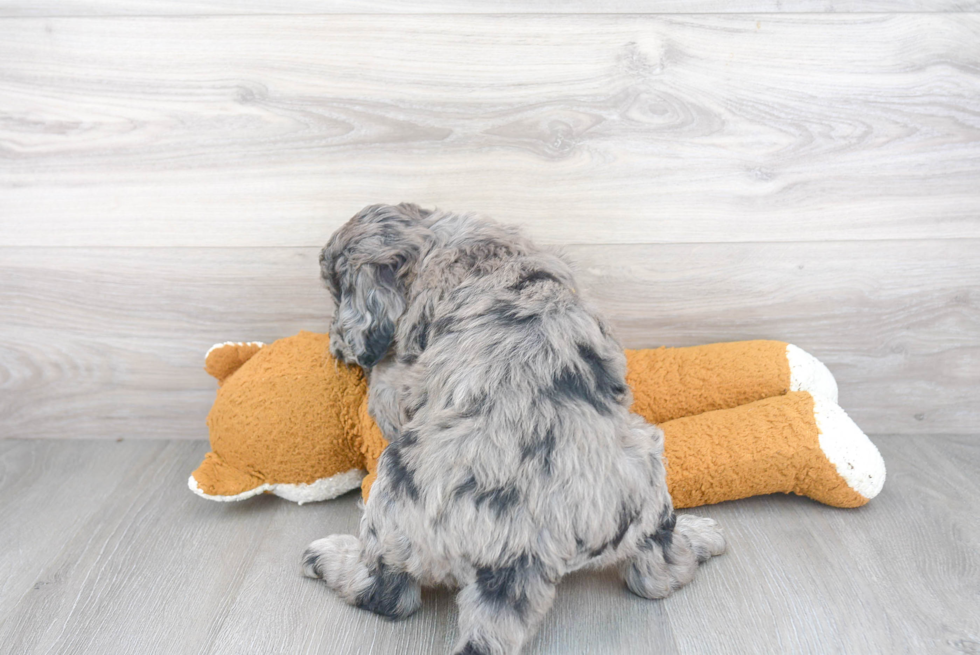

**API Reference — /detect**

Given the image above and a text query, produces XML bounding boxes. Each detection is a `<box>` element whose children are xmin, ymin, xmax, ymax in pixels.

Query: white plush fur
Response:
<box><xmin>812</xmin><ymin>393</ymin><xmax>886</xmax><ymax>500</ymax></box>
<box><xmin>205</xmin><ymin>340</ymin><xmax>266</xmax><ymax>358</ymax></box>
<box><xmin>787</xmin><ymin>343</ymin><xmax>838</xmax><ymax>403</ymax></box>
<box><xmin>188</xmin><ymin>468</ymin><xmax>364</xmax><ymax>504</ymax></box>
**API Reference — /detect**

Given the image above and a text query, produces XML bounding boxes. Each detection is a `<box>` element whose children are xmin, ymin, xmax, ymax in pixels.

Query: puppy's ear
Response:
<box><xmin>339</xmin><ymin>261</ymin><xmax>405</xmax><ymax>368</ymax></box>
<box><xmin>325</xmin><ymin>203</ymin><xmax>431</xmax><ymax>367</ymax></box>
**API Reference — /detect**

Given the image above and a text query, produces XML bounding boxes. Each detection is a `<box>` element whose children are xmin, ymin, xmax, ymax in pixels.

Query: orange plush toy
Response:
<box><xmin>189</xmin><ymin>332</ymin><xmax>885</xmax><ymax>509</ymax></box>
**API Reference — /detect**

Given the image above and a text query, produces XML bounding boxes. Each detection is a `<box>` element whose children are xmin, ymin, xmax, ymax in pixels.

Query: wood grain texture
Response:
<box><xmin>2</xmin><ymin>14</ymin><xmax>979</xmax><ymax>246</ymax></box>
<box><xmin>1</xmin><ymin>239</ymin><xmax>976</xmax><ymax>439</ymax></box>
<box><xmin>0</xmin><ymin>437</ymin><xmax>977</xmax><ymax>654</ymax></box>
<box><xmin>2</xmin><ymin>0</ymin><xmax>979</xmax><ymax>16</ymax></box>
<box><xmin>0</xmin><ymin>439</ymin><xmax>135</xmax><ymax>619</ymax></box>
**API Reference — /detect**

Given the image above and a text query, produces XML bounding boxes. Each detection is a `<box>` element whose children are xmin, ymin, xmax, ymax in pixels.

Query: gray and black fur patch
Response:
<box><xmin>576</xmin><ymin>343</ymin><xmax>628</xmax><ymax>403</ymax></box>
<box><xmin>457</xmin><ymin>642</ymin><xmax>490</xmax><ymax>655</ymax></box>
<box><xmin>547</xmin><ymin>344</ymin><xmax>628</xmax><ymax>416</ymax></box>
<box><xmin>489</xmin><ymin>300</ymin><xmax>542</xmax><ymax>329</ymax></box>
<box><xmin>303</xmin><ymin>551</ymin><xmax>321</xmax><ymax>578</ymax></box>
<box><xmin>475</xmin><ymin>554</ymin><xmax>537</xmax><ymax>619</ymax></box>
<box><xmin>430</xmin><ymin>314</ymin><xmax>457</xmax><ymax>339</ymax></box>
<box><xmin>414</xmin><ymin>316</ymin><xmax>430</xmax><ymax>352</ymax></box>
<box><xmin>475</xmin><ymin>486</ymin><xmax>521</xmax><ymax>516</ymax></box>
<box><xmin>453</xmin><ymin>474</ymin><xmax>521</xmax><ymax>517</ymax></box>
<box><xmin>355</xmin><ymin>264</ymin><xmax>402</xmax><ymax>368</ymax></box>
<box><xmin>398</xmin><ymin>314</ymin><xmax>432</xmax><ymax>366</ymax></box>
<box><xmin>449</xmin><ymin>392</ymin><xmax>490</xmax><ymax>418</ymax></box>
<box><xmin>357</xmin><ymin>314</ymin><xmax>395</xmax><ymax>368</ymax></box>
<box><xmin>381</xmin><ymin>443</ymin><xmax>419</xmax><ymax>501</ymax></box>
<box><xmin>519</xmin><ymin>426</ymin><xmax>557</xmax><ymax>475</ymax></box>
<box><xmin>641</xmin><ymin>507</ymin><xmax>677</xmax><ymax>557</ymax></box>
<box><xmin>398</xmin><ymin>429</ymin><xmax>419</xmax><ymax>447</ymax></box>
<box><xmin>355</xmin><ymin>562</ymin><xmax>415</xmax><ymax>620</ymax></box>
<box><xmin>510</xmin><ymin>269</ymin><xmax>561</xmax><ymax>291</ymax></box>
<box><xmin>453</xmin><ymin>473</ymin><xmax>479</xmax><ymax>499</ymax></box>
<box><xmin>402</xmin><ymin>392</ymin><xmax>427</xmax><ymax>422</ymax></box>
<box><xmin>587</xmin><ymin>504</ymin><xmax>640</xmax><ymax>558</ymax></box>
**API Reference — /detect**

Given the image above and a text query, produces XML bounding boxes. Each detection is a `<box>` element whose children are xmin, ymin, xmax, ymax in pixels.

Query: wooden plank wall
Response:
<box><xmin>1</xmin><ymin>4</ymin><xmax>978</xmax><ymax>439</ymax></box>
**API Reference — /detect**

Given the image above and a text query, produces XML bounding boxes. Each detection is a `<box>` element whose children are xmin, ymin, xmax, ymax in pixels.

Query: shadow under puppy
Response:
<box><xmin>303</xmin><ymin>203</ymin><xmax>726</xmax><ymax>655</ymax></box>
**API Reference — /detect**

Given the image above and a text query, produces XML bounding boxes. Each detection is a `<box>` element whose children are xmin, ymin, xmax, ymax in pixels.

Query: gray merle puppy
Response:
<box><xmin>303</xmin><ymin>203</ymin><xmax>725</xmax><ymax>655</ymax></box>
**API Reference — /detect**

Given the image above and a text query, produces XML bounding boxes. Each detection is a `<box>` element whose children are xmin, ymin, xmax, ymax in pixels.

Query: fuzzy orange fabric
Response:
<box><xmin>190</xmin><ymin>333</ymin><xmax>881</xmax><ymax>508</ymax></box>
<box><xmin>625</xmin><ymin>341</ymin><xmax>791</xmax><ymax>424</ymax></box>
<box><xmin>662</xmin><ymin>392</ymin><xmax>866</xmax><ymax>508</ymax></box>
<box><xmin>194</xmin><ymin>333</ymin><xmax>366</xmax><ymax>497</ymax></box>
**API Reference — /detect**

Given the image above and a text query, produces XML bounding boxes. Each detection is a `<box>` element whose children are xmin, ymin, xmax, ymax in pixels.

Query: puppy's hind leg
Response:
<box><xmin>620</xmin><ymin>511</ymin><xmax>726</xmax><ymax>600</ymax></box>
<box><xmin>302</xmin><ymin>534</ymin><xmax>421</xmax><ymax>620</ymax></box>
<box><xmin>453</xmin><ymin>562</ymin><xmax>556</xmax><ymax>655</ymax></box>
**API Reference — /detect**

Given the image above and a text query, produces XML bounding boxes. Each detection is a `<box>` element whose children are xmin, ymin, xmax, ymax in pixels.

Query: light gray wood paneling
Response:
<box><xmin>2</xmin><ymin>15</ymin><xmax>979</xmax><ymax>247</ymax></box>
<box><xmin>2</xmin><ymin>0</ymin><xmax>979</xmax><ymax>16</ymax></box>
<box><xmin>0</xmin><ymin>247</ymin><xmax>332</xmax><ymax>441</ymax></box>
<box><xmin>1</xmin><ymin>240</ymin><xmax>975</xmax><ymax>439</ymax></box>
<box><xmin>0</xmin><ymin>437</ymin><xmax>977</xmax><ymax>654</ymax></box>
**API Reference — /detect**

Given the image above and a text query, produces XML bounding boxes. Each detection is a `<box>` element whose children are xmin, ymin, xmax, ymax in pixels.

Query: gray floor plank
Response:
<box><xmin>0</xmin><ymin>437</ymin><xmax>977</xmax><ymax>654</ymax></box>
<box><xmin>0</xmin><ymin>440</ymin><xmax>139</xmax><ymax>618</ymax></box>
<box><xmin>2</xmin><ymin>15</ymin><xmax>979</xmax><ymax>247</ymax></box>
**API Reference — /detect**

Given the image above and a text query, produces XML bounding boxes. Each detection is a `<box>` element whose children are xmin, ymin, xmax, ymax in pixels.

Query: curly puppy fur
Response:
<box><xmin>304</xmin><ymin>204</ymin><xmax>725</xmax><ymax>655</ymax></box>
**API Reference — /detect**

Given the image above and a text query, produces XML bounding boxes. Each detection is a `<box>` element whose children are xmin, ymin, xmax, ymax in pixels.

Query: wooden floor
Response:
<box><xmin>1</xmin><ymin>436</ymin><xmax>977</xmax><ymax>655</ymax></box>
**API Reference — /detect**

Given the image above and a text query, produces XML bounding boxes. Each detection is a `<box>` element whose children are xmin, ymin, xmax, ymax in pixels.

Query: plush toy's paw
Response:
<box><xmin>189</xmin><ymin>449</ymin><xmax>364</xmax><ymax>504</ymax></box>
<box><xmin>786</xmin><ymin>344</ymin><xmax>838</xmax><ymax>403</ymax></box>
<box><xmin>189</xmin><ymin>454</ymin><xmax>365</xmax><ymax>504</ymax></box>
<box><xmin>811</xmin><ymin>393</ymin><xmax>886</xmax><ymax>503</ymax></box>
<box><xmin>189</xmin><ymin>452</ymin><xmax>265</xmax><ymax>500</ymax></box>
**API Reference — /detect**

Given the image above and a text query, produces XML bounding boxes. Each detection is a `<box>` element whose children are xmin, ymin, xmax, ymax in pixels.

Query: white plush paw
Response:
<box><xmin>812</xmin><ymin>394</ymin><xmax>886</xmax><ymax>501</ymax></box>
<box><xmin>787</xmin><ymin>344</ymin><xmax>838</xmax><ymax>403</ymax></box>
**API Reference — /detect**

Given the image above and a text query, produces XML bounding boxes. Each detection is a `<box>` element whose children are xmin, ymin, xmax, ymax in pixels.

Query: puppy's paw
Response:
<box><xmin>302</xmin><ymin>534</ymin><xmax>360</xmax><ymax>583</ymax></box>
<box><xmin>675</xmin><ymin>514</ymin><xmax>726</xmax><ymax>562</ymax></box>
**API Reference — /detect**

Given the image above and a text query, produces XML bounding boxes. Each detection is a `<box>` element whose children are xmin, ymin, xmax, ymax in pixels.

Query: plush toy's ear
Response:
<box><xmin>204</xmin><ymin>341</ymin><xmax>265</xmax><ymax>385</ymax></box>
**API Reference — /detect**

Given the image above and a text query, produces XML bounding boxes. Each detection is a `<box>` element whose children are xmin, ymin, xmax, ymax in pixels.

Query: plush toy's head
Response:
<box><xmin>188</xmin><ymin>331</ymin><xmax>386</xmax><ymax>504</ymax></box>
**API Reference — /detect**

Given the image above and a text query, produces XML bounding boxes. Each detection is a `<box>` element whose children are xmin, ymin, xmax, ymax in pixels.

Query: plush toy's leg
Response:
<box><xmin>188</xmin><ymin>452</ymin><xmax>264</xmax><ymax>499</ymax></box>
<box><xmin>620</xmin><ymin>514</ymin><xmax>726</xmax><ymax>599</ymax></box>
<box><xmin>626</xmin><ymin>340</ymin><xmax>837</xmax><ymax>425</ymax></box>
<box><xmin>302</xmin><ymin>534</ymin><xmax>422</xmax><ymax>620</ymax></box>
<box><xmin>662</xmin><ymin>391</ymin><xmax>886</xmax><ymax>508</ymax></box>
<box><xmin>452</xmin><ymin>570</ymin><xmax>556</xmax><ymax>655</ymax></box>
<box><xmin>786</xmin><ymin>344</ymin><xmax>838</xmax><ymax>402</ymax></box>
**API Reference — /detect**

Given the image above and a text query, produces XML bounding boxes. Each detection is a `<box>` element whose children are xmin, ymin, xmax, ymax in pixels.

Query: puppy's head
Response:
<box><xmin>320</xmin><ymin>203</ymin><xmax>431</xmax><ymax>368</ymax></box>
